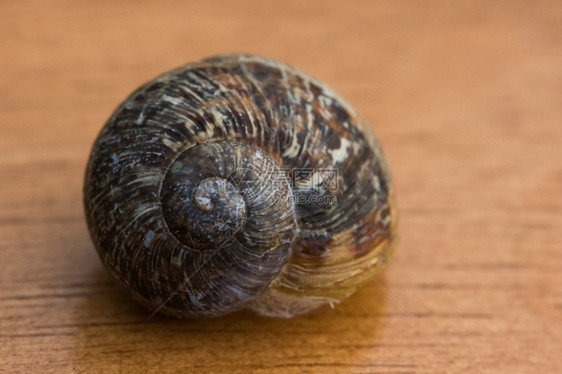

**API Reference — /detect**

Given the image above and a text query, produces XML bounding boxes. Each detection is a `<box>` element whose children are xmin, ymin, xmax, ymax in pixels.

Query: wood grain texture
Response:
<box><xmin>0</xmin><ymin>1</ymin><xmax>560</xmax><ymax>373</ymax></box>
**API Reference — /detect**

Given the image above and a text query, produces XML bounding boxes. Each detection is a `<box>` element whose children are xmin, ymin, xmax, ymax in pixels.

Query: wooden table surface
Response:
<box><xmin>1</xmin><ymin>1</ymin><xmax>560</xmax><ymax>373</ymax></box>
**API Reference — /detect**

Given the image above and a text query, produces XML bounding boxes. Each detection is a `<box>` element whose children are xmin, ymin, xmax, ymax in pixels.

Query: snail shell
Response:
<box><xmin>84</xmin><ymin>54</ymin><xmax>398</xmax><ymax>318</ymax></box>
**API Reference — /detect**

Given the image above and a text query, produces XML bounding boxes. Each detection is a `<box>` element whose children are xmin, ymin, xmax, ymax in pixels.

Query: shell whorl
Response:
<box><xmin>84</xmin><ymin>54</ymin><xmax>397</xmax><ymax>318</ymax></box>
<box><xmin>161</xmin><ymin>139</ymin><xmax>295</xmax><ymax>252</ymax></box>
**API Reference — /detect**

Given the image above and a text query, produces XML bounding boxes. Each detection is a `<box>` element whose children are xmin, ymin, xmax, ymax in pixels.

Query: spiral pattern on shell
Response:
<box><xmin>84</xmin><ymin>54</ymin><xmax>398</xmax><ymax>318</ymax></box>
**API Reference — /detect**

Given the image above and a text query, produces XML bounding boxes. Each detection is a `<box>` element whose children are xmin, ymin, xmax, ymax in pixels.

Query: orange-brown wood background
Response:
<box><xmin>1</xmin><ymin>1</ymin><xmax>560</xmax><ymax>373</ymax></box>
